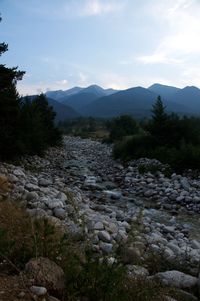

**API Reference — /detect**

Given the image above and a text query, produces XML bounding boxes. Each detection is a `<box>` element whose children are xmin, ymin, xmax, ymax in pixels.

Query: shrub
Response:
<box><xmin>0</xmin><ymin>200</ymin><xmax>78</xmax><ymax>269</ymax></box>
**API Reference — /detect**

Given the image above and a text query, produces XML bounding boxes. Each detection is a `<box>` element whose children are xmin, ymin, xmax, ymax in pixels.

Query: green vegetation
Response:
<box><xmin>59</xmin><ymin>117</ymin><xmax>109</xmax><ymax>139</ymax></box>
<box><xmin>0</xmin><ymin>19</ymin><xmax>62</xmax><ymax>160</ymax></box>
<box><xmin>113</xmin><ymin>96</ymin><xmax>200</xmax><ymax>171</ymax></box>
<box><xmin>106</xmin><ymin>115</ymin><xmax>140</xmax><ymax>142</ymax></box>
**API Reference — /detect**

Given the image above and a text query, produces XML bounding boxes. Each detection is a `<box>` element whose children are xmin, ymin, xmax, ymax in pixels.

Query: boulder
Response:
<box><xmin>98</xmin><ymin>231</ymin><xmax>111</xmax><ymax>243</ymax></box>
<box><xmin>152</xmin><ymin>270</ymin><xmax>197</xmax><ymax>289</ymax></box>
<box><xmin>53</xmin><ymin>208</ymin><xmax>66</xmax><ymax>220</ymax></box>
<box><xmin>25</xmin><ymin>257</ymin><xmax>65</xmax><ymax>295</ymax></box>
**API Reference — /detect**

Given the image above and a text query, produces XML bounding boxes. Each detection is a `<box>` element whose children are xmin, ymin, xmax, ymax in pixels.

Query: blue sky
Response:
<box><xmin>1</xmin><ymin>0</ymin><xmax>200</xmax><ymax>95</ymax></box>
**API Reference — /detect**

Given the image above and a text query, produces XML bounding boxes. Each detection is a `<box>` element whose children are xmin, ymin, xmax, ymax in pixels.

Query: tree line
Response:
<box><xmin>0</xmin><ymin>18</ymin><xmax>62</xmax><ymax>160</ymax></box>
<box><xmin>112</xmin><ymin>97</ymin><xmax>200</xmax><ymax>171</ymax></box>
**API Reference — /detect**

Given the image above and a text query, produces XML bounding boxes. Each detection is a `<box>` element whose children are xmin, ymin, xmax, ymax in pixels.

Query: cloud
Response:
<box><xmin>137</xmin><ymin>0</ymin><xmax>200</xmax><ymax>65</ymax></box>
<box><xmin>17</xmin><ymin>79</ymin><xmax>69</xmax><ymax>95</ymax></box>
<box><xmin>78</xmin><ymin>72</ymin><xmax>89</xmax><ymax>85</ymax></box>
<box><xmin>78</xmin><ymin>0</ymin><xmax>124</xmax><ymax>16</ymax></box>
<box><xmin>32</xmin><ymin>0</ymin><xmax>125</xmax><ymax>19</ymax></box>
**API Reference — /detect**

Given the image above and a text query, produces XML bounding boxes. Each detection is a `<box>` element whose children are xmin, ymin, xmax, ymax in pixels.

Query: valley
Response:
<box><xmin>1</xmin><ymin>136</ymin><xmax>200</xmax><ymax>300</ymax></box>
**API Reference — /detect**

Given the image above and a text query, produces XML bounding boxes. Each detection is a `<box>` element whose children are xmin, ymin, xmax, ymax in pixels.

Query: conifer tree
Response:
<box><xmin>0</xmin><ymin>17</ymin><xmax>25</xmax><ymax>159</ymax></box>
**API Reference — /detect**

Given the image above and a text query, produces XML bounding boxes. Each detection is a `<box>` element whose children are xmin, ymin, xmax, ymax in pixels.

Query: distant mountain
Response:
<box><xmin>148</xmin><ymin>83</ymin><xmax>180</xmax><ymax>99</ymax></box>
<box><xmin>60</xmin><ymin>92</ymin><xmax>100</xmax><ymax>113</ymax></box>
<box><xmin>80</xmin><ymin>85</ymin><xmax>117</xmax><ymax>97</ymax></box>
<box><xmin>47</xmin><ymin>98</ymin><xmax>80</xmax><ymax>122</ymax></box>
<box><xmin>81</xmin><ymin>87</ymin><xmax>158</xmax><ymax>118</ymax></box>
<box><xmin>170</xmin><ymin>86</ymin><xmax>200</xmax><ymax>114</ymax></box>
<box><xmin>81</xmin><ymin>87</ymin><xmax>189</xmax><ymax>118</ymax></box>
<box><xmin>46</xmin><ymin>87</ymin><xmax>83</xmax><ymax>101</ymax></box>
<box><xmin>41</xmin><ymin>83</ymin><xmax>200</xmax><ymax>118</ymax></box>
<box><xmin>47</xmin><ymin>85</ymin><xmax>117</xmax><ymax>105</ymax></box>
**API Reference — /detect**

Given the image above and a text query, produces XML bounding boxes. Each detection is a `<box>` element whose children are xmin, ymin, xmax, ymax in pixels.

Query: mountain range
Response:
<box><xmin>28</xmin><ymin>83</ymin><xmax>200</xmax><ymax>121</ymax></box>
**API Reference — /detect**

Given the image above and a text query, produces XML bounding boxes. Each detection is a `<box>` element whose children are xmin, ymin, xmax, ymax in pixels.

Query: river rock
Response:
<box><xmin>25</xmin><ymin>257</ymin><xmax>65</xmax><ymax>295</ymax></box>
<box><xmin>152</xmin><ymin>270</ymin><xmax>197</xmax><ymax>289</ymax></box>
<box><xmin>98</xmin><ymin>230</ymin><xmax>111</xmax><ymax>243</ymax></box>
<box><xmin>30</xmin><ymin>285</ymin><xmax>47</xmax><ymax>296</ymax></box>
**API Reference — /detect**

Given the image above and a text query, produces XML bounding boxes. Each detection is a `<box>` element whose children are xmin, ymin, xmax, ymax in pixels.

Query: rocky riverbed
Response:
<box><xmin>1</xmin><ymin>136</ymin><xmax>200</xmax><ymax>300</ymax></box>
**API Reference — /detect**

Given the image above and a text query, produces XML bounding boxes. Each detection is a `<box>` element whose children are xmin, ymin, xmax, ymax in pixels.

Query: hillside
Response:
<box><xmin>148</xmin><ymin>83</ymin><xmax>180</xmax><ymax>99</ymax></box>
<box><xmin>47</xmin><ymin>97</ymin><xmax>80</xmax><ymax>121</ymax></box>
<box><xmin>46</xmin><ymin>87</ymin><xmax>83</xmax><ymax>101</ymax></box>
<box><xmin>81</xmin><ymin>86</ymin><xmax>188</xmax><ymax>118</ymax></box>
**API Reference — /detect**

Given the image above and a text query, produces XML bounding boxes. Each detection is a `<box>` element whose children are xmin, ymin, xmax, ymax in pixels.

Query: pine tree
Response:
<box><xmin>147</xmin><ymin>96</ymin><xmax>169</xmax><ymax>145</ymax></box>
<box><xmin>0</xmin><ymin>18</ymin><xmax>25</xmax><ymax>159</ymax></box>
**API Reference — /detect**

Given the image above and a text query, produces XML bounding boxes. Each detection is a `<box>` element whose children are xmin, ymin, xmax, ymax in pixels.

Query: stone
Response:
<box><xmin>30</xmin><ymin>286</ymin><xmax>47</xmax><ymax>296</ymax></box>
<box><xmin>25</xmin><ymin>257</ymin><xmax>65</xmax><ymax>294</ymax></box>
<box><xmin>127</xmin><ymin>265</ymin><xmax>149</xmax><ymax>277</ymax></box>
<box><xmin>18</xmin><ymin>291</ymin><xmax>26</xmax><ymax>298</ymax></box>
<box><xmin>26</xmin><ymin>191</ymin><xmax>39</xmax><ymax>201</ymax></box>
<box><xmin>45</xmin><ymin>199</ymin><xmax>64</xmax><ymax>209</ymax></box>
<box><xmin>153</xmin><ymin>270</ymin><xmax>197</xmax><ymax>289</ymax></box>
<box><xmin>94</xmin><ymin>221</ymin><xmax>104</xmax><ymax>230</ymax></box>
<box><xmin>39</xmin><ymin>178</ymin><xmax>52</xmax><ymax>187</ymax></box>
<box><xmin>103</xmin><ymin>190</ymin><xmax>122</xmax><ymax>200</ymax></box>
<box><xmin>47</xmin><ymin>296</ymin><xmax>61</xmax><ymax>301</ymax></box>
<box><xmin>98</xmin><ymin>231</ymin><xmax>111</xmax><ymax>243</ymax></box>
<box><xmin>53</xmin><ymin>208</ymin><xmax>66</xmax><ymax>220</ymax></box>
<box><xmin>180</xmin><ymin>177</ymin><xmax>190</xmax><ymax>191</ymax></box>
<box><xmin>191</xmin><ymin>240</ymin><xmax>200</xmax><ymax>249</ymax></box>
<box><xmin>26</xmin><ymin>182</ymin><xmax>40</xmax><ymax>191</ymax></box>
<box><xmin>57</xmin><ymin>192</ymin><xmax>67</xmax><ymax>202</ymax></box>
<box><xmin>100</xmin><ymin>242</ymin><xmax>113</xmax><ymax>254</ymax></box>
<box><xmin>13</xmin><ymin>169</ymin><xmax>25</xmax><ymax>177</ymax></box>
<box><xmin>121</xmin><ymin>247</ymin><xmax>141</xmax><ymax>264</ymax></box>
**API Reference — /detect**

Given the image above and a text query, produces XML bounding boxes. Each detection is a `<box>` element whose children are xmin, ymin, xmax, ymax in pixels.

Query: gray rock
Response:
<box><xmin>13</xmin><ymin>169</ymin><xmax>25</xmax><ymax>177</ymax></box>
<box><xmin>25</xmin><ymin>183</ymin><xmax>39</xmax><ymax>191</ymax></box>
<box><xmin>191</xmin><ymin>240</ymin><xmax>200</xmax><ymax>249</ymax></box>
<box><xmin>57</xmin><ymin>192</ymin><xmax>67</xmax><ymax>202</ymax></box>
<box><xmin>98</xmin><ymin>231</ymin><xmax>111</xmax><ymax>243</ymax></box>
<box><xmin>30</xmin><ymin>285</ymin><xmax>47</xmax><ymax>296</ymax></box>
<box><xmin>45</xmin><ymin>199</ymin><xmax>64</xmax><ymax>209</ymax></box>
<box><xmin>25</xmin><ymin>257</ymin><xmax>65</xmax><ymax>294</ymax></box>
<box><xmin>104</xmin><ymin>190</ymin><xmax>122</xmax><ymax>200</ymax></box>
<box><xmin>100</xmin><ymin>242</ymin><xmax>113</xmax><ymax>254</ymax></box>
<box><xmin>94</xmin><ymin>221</ymin><xmax>104</xmax><ymax>230</ymax></box>
<box><xmin>180</xmin><ymin>177</ymin><xmax>190</xmax><ymax>191</ymax></box>
<box><xmin>26</xmin><ymin>191</ymin><xmax>39</xmax><ymax>201</ymax></box>
<box><xmin>38</xmin><ymin>178</ymin><xmax>52</xmax><ymax>186</ymax></box>
<box><xmin>153</xmin><ymin>270</ymin><xmax>197</xmax><ymax>289</ymax></box>
<box><xmin>53</xmin><ymin>208</ymin><xmax>66</xmax><ymax>220</ymax></box>
<box><xmin>127</xmin><ymin>265</ymin><xmax>149</xmax><ymax>277</ymax></box>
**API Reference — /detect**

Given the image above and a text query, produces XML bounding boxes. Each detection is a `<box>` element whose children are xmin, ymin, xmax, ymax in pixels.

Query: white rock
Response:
<box><xmin>30</xmin><ymin>286</ymin><xmax>47</xmax><ymax>296</ymax></box>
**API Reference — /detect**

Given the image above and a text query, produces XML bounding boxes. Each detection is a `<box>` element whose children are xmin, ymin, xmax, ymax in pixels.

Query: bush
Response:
<box><xmin>113</xmin><ymin>134</ymin><xmax>155</xmax><ymax>160</ymax></box>
<box><xmin>107</xmin><ymin>115</ymin><xmax>140</xmax><ymax>142</ymax></box>
<box><xmin>0</xmin><ymin>201</ymin><xmax>74</xmax><ymax>269</ymax></box>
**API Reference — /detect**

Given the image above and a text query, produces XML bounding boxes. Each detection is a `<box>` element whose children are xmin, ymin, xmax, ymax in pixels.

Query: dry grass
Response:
<box><xmin>0</xmin><ymin>174</ymin><xmax>11</xmax><ymax>195</ymax></box>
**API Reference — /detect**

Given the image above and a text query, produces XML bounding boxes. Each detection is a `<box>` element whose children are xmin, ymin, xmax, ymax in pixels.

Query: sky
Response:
<box><xmin>1</xmin><ymin>0</ymin><xmax>200</xmax><ymax>95</ymax></box>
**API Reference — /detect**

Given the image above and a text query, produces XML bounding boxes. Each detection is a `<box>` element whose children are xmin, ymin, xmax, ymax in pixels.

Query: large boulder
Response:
<box><xmin>152</xmin><ymin>270</ymin><xmax>197</xmax><ymax>289</ymax></box>
<box><xmin>25</xmin><ymin>257</ymin><xmax>65</xmax><ymax>296</ymax></box>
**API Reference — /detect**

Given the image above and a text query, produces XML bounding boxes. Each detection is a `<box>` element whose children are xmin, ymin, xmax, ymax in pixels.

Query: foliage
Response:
<box><xmin>19</xmin><ymin>95</ymin><xmax>62</xmax><ymax>155</ymax></box>
<box><xmin>59</xmin><ymin>117</ymin><xmax>109</xmax><ymax>139</ymax></box>
<box><xmin>0</xmin><ymin>20</ymin><xmax>25</xmax><ymax>160</ymax></box>
<box><xmin>113</xmin><ymin>96</ymin><xmax>200</xmax><ymax>171</ymax></box>
<box><xmin>0</xmin><ymin>18</ymin><xmax>62</xmax><ymax>160</ymax></box>
<box><xmin>0</xmin><ymin>201</ymin><xmax>71</xmax><ymax>269</ymax></box>
<box><xmin>107</xmin><ymin>115</ymin><xmax>139</xmax><ymax>142</ymax></box>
